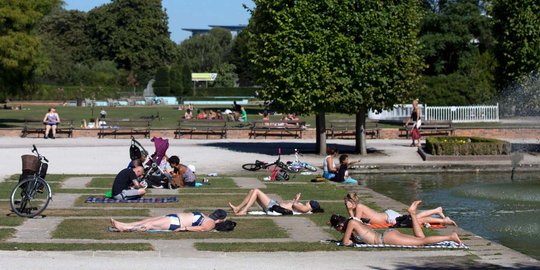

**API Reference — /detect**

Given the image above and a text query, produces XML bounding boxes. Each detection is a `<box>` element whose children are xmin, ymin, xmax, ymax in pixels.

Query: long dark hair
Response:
<box><xmin>330</xmin><ymin>214</ymin><xmax>349</xmax><ymax>231</ymax></box>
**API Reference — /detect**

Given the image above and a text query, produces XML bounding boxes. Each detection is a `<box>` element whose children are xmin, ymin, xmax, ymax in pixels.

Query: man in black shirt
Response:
<box><xmin>112</xmin><ymin>166</ymin><xmax>145</xmax><ymax>200</ymax></box>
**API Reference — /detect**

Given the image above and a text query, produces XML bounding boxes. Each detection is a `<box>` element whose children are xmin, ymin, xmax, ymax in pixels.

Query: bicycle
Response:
<box><xmin>10</xmin><ymin>145</ymin><xmax>52</xmax><ymax>218</ymax></box>
<box><xmin>286</xmin><ymin>149</ymin><xmax>318</xmax><ymax>173</ymax></box>
<box><xmin>242</xmin><ymin>148</ymin><xmax>291</xmax><ymax>172</ymax></box>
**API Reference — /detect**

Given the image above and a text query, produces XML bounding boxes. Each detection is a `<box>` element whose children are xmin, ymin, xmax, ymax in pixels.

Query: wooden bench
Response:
<box><xmin>174</xmin><ymin>119</ymin><xmax>227</xmax><ymax>139</ymax></box>
<box><xmin>98</xmin><ymin>119</ymin><xmax>151</xmax><ymax>139</ymax></box>
<box><xmin>249</xmin><ymin>120</ymin><xmax>305</xmax><ymax>139</ymax></box>
<box><xmin>21</xmin><ymin>118</ymin><xmax>74</xmax><ymax>138</ymax></box>
<box><xmin>399</xmin><ymin>120</ymin><xmax>455</xmax><ymax>138</ymax></box>
<box><xmin>326</xmin><ymin>119</ymin><xmax>380</xmax><ymax>139</ymax></box>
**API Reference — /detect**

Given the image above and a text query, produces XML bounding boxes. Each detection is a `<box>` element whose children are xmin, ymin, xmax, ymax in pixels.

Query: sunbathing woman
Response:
<box><xmin>344</xmin><ymin>192</ymin><xmax>457</xmax><ymax>226</ymax></box>
<box><xmin>228</xmin><ymin>188</ymin><xmax>323</xmax><ymax>215</ymax></box>
<box><xmin>331</xmin><ymin>200</ymin><xmax>462</xmax><ymax>246</ymax></box>
<box><xmin>110</xmin><ymin>209</ymin><xmax>227</xmax><ymax>232</ymax></box>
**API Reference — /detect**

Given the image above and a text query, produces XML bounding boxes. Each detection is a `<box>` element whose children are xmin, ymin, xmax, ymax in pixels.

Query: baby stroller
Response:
<box><xmin>130</xmin><ymin>137</ymin><xmax>174</xmax><ymax>189</ymax></box>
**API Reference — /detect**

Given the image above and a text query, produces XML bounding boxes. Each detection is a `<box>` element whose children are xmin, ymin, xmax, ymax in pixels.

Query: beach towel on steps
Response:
<box><xmin>368</xmin><ymin>223</ymin><xmax>446</xmax><ymax>229</ymax></box>
<box><xmin>248</xmin><ymin>211</ymin><xmax>311</xmax><ymax>216</ymax></box>
<box><xmin>321</xmin><ymin>240</ymin><xmax>468</xmax><ymax>249</ymax></box>
<box><xmin>85</xmin><ymin>196</ymin><xmax>178</xmax><ymax>203</ymax></box>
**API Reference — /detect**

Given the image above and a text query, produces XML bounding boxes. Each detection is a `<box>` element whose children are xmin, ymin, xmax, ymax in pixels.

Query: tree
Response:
<box><xmin>37</xmin><ymin>9</ymin><xmax>94</xmax><ymax>84</ymax></box>
<box><xmin>417</xmin><ymin>0</ymin><xmax>496</xmax><ymax>105</ymax></box>
<box><xmin>248</xmin><ymin>0</ymin><xmax>423</xmax><ymax>154</ymax></box>
<box><xmin>153</xmin><ymin>66</ymin><xmax>171</xmax><ymax>96</ymax></box>
<box><xmin>178</xmin><ymin>28</ymin><xmax>232</xmax><ymax>72</ymax></box>
<box><xmin>492</xmin><ymin>0</ymin><xmax>540</xmax><ymax>89</ymax></box>
<box><xmin>0</xmin><ymin>0</ymin><xmax>61</xmax><ymax>99</ymax></box>
<box><xmin>211</xmin><ymin>63</ymin><xmax>238</xmax><ymax>88</ymax></box>
<box><xmin>86</xmin><ymin>0</ymin><xmax>177</xmax><ymax>84</ymax></box>
<box><xmin>229</xmin><ymin>30</ymin><xmax>256</xmax><ymax>86</ymax></box>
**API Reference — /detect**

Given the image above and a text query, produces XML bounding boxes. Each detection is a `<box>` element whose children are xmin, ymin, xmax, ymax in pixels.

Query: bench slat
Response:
<box><xmin>174</xmin><ymin>120</ymin><xmax>227</xmax><ymax>139</ymax></box>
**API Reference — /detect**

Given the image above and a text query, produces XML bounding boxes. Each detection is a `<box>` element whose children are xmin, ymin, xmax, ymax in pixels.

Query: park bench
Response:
<box><xmin>249</xmin><ymin>120</ymin><xmax>305</xmax><ymax>139</ymax></box>
<box><xmin>21</xmin><ymin>118</ymin><xmax>74</xmax><ymax>138</ymax></box>
<box><xmin>97</xmin><ymin>119</ymin><xmax>151</xmax><ymax>139</ymax></box>
<box><xmin>326</xmin><ymin>119</ymin><xmax>381</xmax><ymax>139</ymax></box>
<box><xmin>399</xmin><ymin>120</ymin><xmax>455</xmax><ymax>138</ymax></box>
<box><xmin>174</xmin><ymin>119</ymin><xmax>227</xmax><ymax>139</ymax></box>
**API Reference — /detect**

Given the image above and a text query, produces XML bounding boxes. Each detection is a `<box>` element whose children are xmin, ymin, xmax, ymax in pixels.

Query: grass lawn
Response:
<box><xmin>53</xmin><ymin>218</ymin><xmax>287</xmax><ymax>240</ymax></box>
<box><xmin>1</xmin><ymin>172</ymin><xmax>449</xmax><ymax>252</ymax></box>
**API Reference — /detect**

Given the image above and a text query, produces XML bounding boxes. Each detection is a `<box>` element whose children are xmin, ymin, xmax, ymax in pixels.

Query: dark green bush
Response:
<box><xmin>426</xmin><ymin>136</ymin><xmax>511</xmax><ymax>155</ymax></box>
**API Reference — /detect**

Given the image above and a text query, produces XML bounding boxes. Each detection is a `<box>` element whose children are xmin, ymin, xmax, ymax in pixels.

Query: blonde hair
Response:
<box><xmin>344</xmin><ymin>192</ymin><xmax>359</xmax><ymax>204</ymax></box>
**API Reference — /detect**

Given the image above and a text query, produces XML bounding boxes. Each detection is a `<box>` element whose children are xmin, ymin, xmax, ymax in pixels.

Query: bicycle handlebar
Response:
<box><xmin>32</xmin><ymin>144</ymin><xmax>49</xmax><ymax>162</ymax></box>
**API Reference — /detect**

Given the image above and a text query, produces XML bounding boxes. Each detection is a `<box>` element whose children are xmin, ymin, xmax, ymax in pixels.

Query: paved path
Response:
<box><xmin>0</xmin><ymin>138</ymin><xmax>538</xmax><ymax>269</ymax></box>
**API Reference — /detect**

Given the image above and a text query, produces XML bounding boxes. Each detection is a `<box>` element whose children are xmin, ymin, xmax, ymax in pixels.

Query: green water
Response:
<box><xmin>356</xmin><ymin>172</ymin><xmax>540</xmax><ymax>260</ymax></box>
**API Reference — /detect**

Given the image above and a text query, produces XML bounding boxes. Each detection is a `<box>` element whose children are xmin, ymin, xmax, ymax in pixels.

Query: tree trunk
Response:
<box><xmin>315</xmin><ymin>112</ymin><xmax>327</xmax><ymax>155</ymax></box>
<box><xmin>355</xmin><ymin>108</ymin><xmax>367</xmax><ymax>155</ymax></box>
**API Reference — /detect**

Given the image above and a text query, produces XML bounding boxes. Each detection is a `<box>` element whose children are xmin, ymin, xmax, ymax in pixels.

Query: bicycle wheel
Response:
<box><xmin>276</xmin><ymin>162</ymin><xmax>293</xmax><ymax>172</ymax></box>
<box><xmin>10</xmin><ymin>178</ymin><xmax>52</xmax><ymax>218</ymax></box>
<box><xmin>304</xmin><ymin>163</ymin><xmax>318</xmax><ymax>172</ymax></box>
<box><xmin>242</xmin><ymin>163</ymin><xmax>262</xmax><ymax>171</ymax></box>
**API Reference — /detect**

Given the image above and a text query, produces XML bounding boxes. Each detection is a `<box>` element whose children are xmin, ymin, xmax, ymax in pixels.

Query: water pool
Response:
<box><xmin>356</xmin><ymin>171</ymin><xmax>540</xmax><ymax>260</ymax></box>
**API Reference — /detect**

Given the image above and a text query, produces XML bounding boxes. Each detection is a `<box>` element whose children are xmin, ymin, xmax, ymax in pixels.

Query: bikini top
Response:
<box><xmin>192</xmin><ymin>211</ymin><xmax>204</xmax><ymax>226</ymax></box>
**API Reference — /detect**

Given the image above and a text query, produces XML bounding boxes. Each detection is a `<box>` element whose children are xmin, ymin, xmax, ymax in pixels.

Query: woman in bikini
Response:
<box><xmin>228</xmin><ymin>189</ymin><xmax>323</xmax><ymax>215</ymax></box>
<box><xmin>110</xmin><ymin>209</ymin><xmax>227</xmax><ymax>232</ymax></box>
<box><xmin>331</xmin><ymin>200</ymin><xmax>462</xmax><ymax>246</ymax></box>
<box><xmin>344</xmin><ymin>192</ymin><xmax>457</xmax><ymax>226</ymax></box>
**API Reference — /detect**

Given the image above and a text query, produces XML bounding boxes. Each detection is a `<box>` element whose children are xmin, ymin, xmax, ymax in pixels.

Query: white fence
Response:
<box><xmin>369</xmin><ymin>104</ymin><xmax>499</xmax><ymax>123</ymax></box>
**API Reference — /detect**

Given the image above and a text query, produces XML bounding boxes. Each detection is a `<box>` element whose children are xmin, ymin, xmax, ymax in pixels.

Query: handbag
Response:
<box><xmin>411</xmin><ymin>127</ymin><xmax>421</xmax><ymax>140</ymax></box>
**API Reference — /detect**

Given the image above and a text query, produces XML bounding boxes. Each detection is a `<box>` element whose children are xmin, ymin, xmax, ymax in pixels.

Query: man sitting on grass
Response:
<box><xmin>111</xmin><ymin>166</ymin><xmax>145</xmax><ymax>200</ymax></box>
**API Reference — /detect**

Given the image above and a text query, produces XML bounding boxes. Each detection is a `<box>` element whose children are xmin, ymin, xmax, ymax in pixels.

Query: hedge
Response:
<box><xmin>426</xmin><ymin>136</ymin><xmax>511</xmax><ymax>155</ymax></box>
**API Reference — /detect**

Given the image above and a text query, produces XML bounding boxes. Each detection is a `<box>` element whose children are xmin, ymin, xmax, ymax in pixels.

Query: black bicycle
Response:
<box><xmin>242</xmin><ymin>148</ymin><xmax>291</xmax><ymax>172</ymax></box>
<box><xmin>10</xmin><ymin>145</ymin><xmax>52</xmax><ymax>218</ymax></box>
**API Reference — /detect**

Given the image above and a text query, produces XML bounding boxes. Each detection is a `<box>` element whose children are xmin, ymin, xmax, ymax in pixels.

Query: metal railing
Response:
<box><xmin>369</xmin><ymin>104</ymin><xmax>499</xmax><ymax>123</ymax></box>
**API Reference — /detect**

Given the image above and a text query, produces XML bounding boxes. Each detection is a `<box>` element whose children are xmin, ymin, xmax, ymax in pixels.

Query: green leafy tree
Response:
<box><xmin>169</xmin><ymin>63</ymin><xmax>193</xmax><ymax>97</ymax></box>
<box><xmin>248</xmin><ymin>0</ymin><xmax>423</xmax><ymax>154</ymax></box>
<box><xmin>492</xmin><ymin>0</ymin><xmax>540</xmax><ymax>88</ymax></box>
<box><xmin>228</xmin><ymin>30</ymin><xmax>256</xmax><ymax>86</ymax></box>
<box><xmin>0</xmin><ymin>0</ymin><xmax>61</xmax><ymax>99</ymax></box>
<box><xmin>37</xmin><ymin>9</ymin><xmax>93</xmax><ymax>84</ymax></box>
<box><xmin>153</xmin><ymin>66</ymin><xmax>171</xmax><ymax>96</ymax></box>
<box><xmin>178</xmin><ymin>28</ymin><xmax>232</xmax><ymax>72</ymax></box>
<box><xmin>86</xmin><ymin>0</ymin><xmax>177</xmax><ymax>83</ymax></box>
<box><xmin>417</xmin><ymin>0</ymin><xmax>496</xmax><ymax>105</ymax></box>
<box><xmin>211</xmin><ymin>63</ymin><xmax>238</xmax><ymax>88</ymax></box>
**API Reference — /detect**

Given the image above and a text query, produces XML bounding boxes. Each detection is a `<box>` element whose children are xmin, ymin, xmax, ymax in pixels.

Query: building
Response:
<box><xmin>182</xmin><ymin>24</ymin><xmax>246</xmax><ymax>38</ymax></box>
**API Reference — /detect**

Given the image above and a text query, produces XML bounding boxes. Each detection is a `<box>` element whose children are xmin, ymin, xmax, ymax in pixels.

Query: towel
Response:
<box><xmin>321</xmin><ymin>239</ymin><xmax>468</xmax><ymax>249</ymax></box>
<box><xmin>85</xmin><ymin>196</ymin><xmax>178</xmax><ymax>203</ymax></box>
<box><xmin>368</xmin><ymin>223</ymin><xmax>446</xmax><ymax>229</ymax></box>
<box><xmin>248</xmin><ymin>211</ymin><xmax>311</xmax><ymax>216</ymax></box>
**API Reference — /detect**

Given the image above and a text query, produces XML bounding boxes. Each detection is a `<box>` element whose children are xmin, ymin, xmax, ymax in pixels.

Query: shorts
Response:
<box><xmin>113</xmin><ymin>189</ymin><xmax>141</xmax><ymax>200</ymax></box>
<box><xmin>265</xmin><ymin>200</ymin><xmax>279</xmax><ymax>212</ymax></box>
<box><xmin>184</xmin><ymin>181</ymin><xmax>196</xmax><ymax>187</ymax></box>
<box><xmin>385</xmin><ymin>209</ymin><xmax>401</xmax><ymax>224</ymax></box>
<box><xmin>166</xmin><ymin>214</ymin><xmax>181</xmax><ymax>230</ymax></box>
<box><xmin>323</xmin><ymin>171</ymin><xmax>336</xmax><ymax>180</ymax></box>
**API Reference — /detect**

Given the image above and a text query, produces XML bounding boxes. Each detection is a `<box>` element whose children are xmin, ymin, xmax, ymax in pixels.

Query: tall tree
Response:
<box><xmin>178</xmin><ymin>28</ymin><xmax>232</xmax><ymax>72</ymax></box>
<box><xmin>248</xmin><ymin>0</ymin><xmax>423</xmax><ymax>154</ymax></box>
<box><xmin>86</xmin><ymin>0</ymin><xmax>177</xmax><ymax>84</ymax></box>
<box><xmin>229</xmin><ymin>30</ymin><xmax>256</xmax><ymax>86</ymax></box>
<box><xmin>37</xmin><ymin>9</ymin><xmax>93</xmax><ymax>84</ymax></box>
<box><xmin>417</xmin><ymin>0</ymin><xmax>496</xmax><ymax>105</ymax></box>
<box><xmin>492</xmin><ymin>0</ymin><xmax>540</xmax><ymax>88</ymax></box>
<box><xmin>0</xmin><ymin>0</ymin><xmax>61</xmax><ymax>99</ymax></box>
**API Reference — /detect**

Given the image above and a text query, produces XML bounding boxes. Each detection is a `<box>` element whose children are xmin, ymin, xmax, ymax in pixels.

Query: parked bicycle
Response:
<box><xmin>286</xmin><ymin>149</ymin><xmax>318</xmax><ymax>172</ymax></box>
<box><xmin>10</xmin><ymin>145</ymin><xmax>52</xmax><ymax>218</ymax></box>
<box><xmin>242</xmin><ymin>148</ymin><xmax>291</xmax><ymax>172</ymax></box>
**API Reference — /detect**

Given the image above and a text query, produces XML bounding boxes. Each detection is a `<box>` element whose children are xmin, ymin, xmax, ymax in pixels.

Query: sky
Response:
<box><xmin>63</xmin><ymin>0</ymin><xmax>255</xmax><ymax>43</ymax></box>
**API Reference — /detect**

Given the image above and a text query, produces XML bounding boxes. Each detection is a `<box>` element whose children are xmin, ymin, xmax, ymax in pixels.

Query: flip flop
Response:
<box><xmin>107</xmin><ymin>226</ymin><xmax>120</xmax><ymax>232</ymax></box>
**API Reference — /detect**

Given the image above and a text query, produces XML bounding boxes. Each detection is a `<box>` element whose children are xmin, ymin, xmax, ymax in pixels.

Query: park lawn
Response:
<box><xmin>0</xmin><ymin>242</ymin><xmax>153</xmax><ymax>251</ymax></box>
<box><xmin>0</xmin><ymin>229</ymin><xmax>16</xmax><ymax>240</ymax></box>
<box><xmin>0</xmin><ymin>104</ymin><xmax>390</xmax><ymax>130</ymax></box>
<box><xmin>53</xmin><ymin>218</ymin><xmax>287</xmax><ymax>240</ymax></box>
<box><xmin>41</xmin><ymin>208</ymin><xmax>150</xmax><ymax>217</ymax></box>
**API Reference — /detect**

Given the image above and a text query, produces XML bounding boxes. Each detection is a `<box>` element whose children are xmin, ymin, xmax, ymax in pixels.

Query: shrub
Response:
<box><xmin>426</xmin><ymin>136</ymin><xmax>511</xmax><ymax>155</ymax></box>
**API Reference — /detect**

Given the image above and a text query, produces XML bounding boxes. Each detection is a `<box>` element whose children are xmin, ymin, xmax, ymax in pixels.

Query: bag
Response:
<box><xmin>215</xmin><ymin>220</ymin><xmax>237</xmax><ymax>232</ymax></box>
<box><xmin>392</xmin><ymin>215</ymin><xmax>413</xmax><ymax>228</ymax></box>
<box><xmin>411</xmin><ymin>127</ymin><xmax>421</xmax><ymax>140</ymax></box>
<box><xmin>21</xmin><ymin>155</ymin><xmax>39</xmax><ymax>174</ymax></box>
<box><xmin>269</xmin><ymin>205</ymin><xmax>293</xmax><ymax>215</ymax></box>
<box><xmin>130</xmin><ymin>144</ymin><xmax>142</xmax><ymax>160</ymax></box>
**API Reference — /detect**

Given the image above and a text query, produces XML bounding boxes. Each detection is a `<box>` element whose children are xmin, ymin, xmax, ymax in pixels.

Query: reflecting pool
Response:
<box><xmin>357</xmin><ymin>172</ymin><xmax>540</xmax><ymax>260</ymax></box>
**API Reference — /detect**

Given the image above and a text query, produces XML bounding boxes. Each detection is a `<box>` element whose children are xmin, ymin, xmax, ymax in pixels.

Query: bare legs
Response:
<box><xmin>110</xmin><ymin>216</ymin><xmax>169</xmax><ymax>232</ymax></box>
<box><xmin>417</xmin><ymin>206</ymin><xmax>457</xmax><ymax>226</ymax></box>
<box><xmin>383</xmin><ymin>201</ymin><xmax>462</xmax><ymax>246</ymax></box>
<box><xmin>229</xmin><ymin>188</ymin><xmax>272</xmax><ymax>215</ymax></box>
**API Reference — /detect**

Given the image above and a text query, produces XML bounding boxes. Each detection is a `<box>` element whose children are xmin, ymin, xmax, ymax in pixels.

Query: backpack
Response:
<box><xmin>276</xmin><ymin>170</ymin><xmax>289</xmax><ymax>181</ymax></box>
<box><xmin>130</xmin><ymin>144</ymin><xmax>142</xmax><ymax>160</ymax></box>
